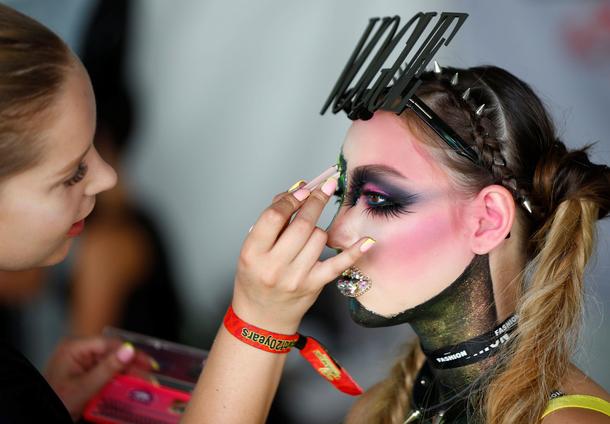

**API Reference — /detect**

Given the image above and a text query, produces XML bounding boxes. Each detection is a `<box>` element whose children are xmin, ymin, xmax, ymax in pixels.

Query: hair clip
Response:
<box><xmin>475</xmin><ymin>104</ymin><xmax>486</xmax><ymax>116</ymax></box>
<box><xmin>434</xmin><ymin>60</ymin><xmax>442</xmax><ymax>75</ymax></box>
<box><xmin>450</xmin><ymin>72</ymin><xmax>459</xmax><ymax>86</ymax></box>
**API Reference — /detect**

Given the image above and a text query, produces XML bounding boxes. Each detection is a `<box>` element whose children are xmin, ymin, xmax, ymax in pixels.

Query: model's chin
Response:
<box><xmin>347</xmin><ymin>296</ymin><xmax>416</xmax><ymax>328</ymax></box>
<box><xmin>347</xmin><ymin>298</ymin><xmax>390</xmax><ymax>327</ymax></box>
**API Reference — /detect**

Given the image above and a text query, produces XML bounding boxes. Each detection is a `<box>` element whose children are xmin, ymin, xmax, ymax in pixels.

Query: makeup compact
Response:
<box><xmin>83</xmin><ymin>328</ymin><xmax>208</xmax><ymax>424</ymax></box>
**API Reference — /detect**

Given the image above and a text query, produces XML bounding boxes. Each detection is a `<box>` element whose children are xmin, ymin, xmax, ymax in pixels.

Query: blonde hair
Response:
<box><xmin>361</xmin><ymin>66</ymin><xmax>610</xmax><ymax>423</ymax></box>
<box><xmin>0</xmin><ymin>3</ymin><xmax>70</xmax><ymax>181</ymax></box>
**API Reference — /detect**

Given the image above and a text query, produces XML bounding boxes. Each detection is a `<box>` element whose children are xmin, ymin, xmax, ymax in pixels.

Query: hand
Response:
<box><xmin>44</xmin><ymin>337</ymin><xmax>136</xmax><ymax>421</ymax></box>
<box><xmin>232</xmin><ymin>178</ymin><xmax>375</xmax><ymax>334</ymax></box>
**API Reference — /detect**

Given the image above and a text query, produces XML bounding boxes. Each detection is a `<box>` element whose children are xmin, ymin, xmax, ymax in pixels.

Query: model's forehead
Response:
<box><xmin>342</xmin><ymin>111</ymin><xmax>446</xmax><ymax>183</ymax></box>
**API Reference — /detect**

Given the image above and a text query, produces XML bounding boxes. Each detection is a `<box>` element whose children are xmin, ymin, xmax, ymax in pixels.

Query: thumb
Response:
<box><xmin>310</xmin><ymin>237</ymin><xmax>376</xmax><ymax>286</ymax></box>
<box><xmin>79</xmin><ymin>342</ymin><xmax>135</xmax><ymax>397</ymax></box>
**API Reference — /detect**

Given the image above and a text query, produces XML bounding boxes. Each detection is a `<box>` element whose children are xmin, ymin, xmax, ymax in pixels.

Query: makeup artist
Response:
<box><xmin>0</xmin><ymin>4</ymin><xmax>139</xmax><ymax>422</ymax></box>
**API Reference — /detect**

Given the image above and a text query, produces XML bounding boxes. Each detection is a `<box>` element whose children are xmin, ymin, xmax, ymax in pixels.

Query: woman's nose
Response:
<box><xmin>85</xmin><ymin>149</ymin><xmax>117</xmax><ymax>196</ymax></box>
<box><xmin>326</xmin><ymin>207</ymin><xmax>360</xmax><ymax>250</ymax></box>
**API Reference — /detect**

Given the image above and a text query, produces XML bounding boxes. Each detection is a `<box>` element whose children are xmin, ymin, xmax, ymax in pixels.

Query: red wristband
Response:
<box><xmin>223</xmin><ymin>306</ymin><xmax>299</xmax><ymax>353</ymax></box>
<box><xmin>223</xmin><ymin>306</ymin><xmax>363</xmax><ymax>396</ymax></box>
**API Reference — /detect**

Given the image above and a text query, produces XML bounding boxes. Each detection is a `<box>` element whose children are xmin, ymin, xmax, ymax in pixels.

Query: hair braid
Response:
<box><xmin>440</xmin><ymin>76</ymin><xmax>530</xmax><ymax>211</ymax></box>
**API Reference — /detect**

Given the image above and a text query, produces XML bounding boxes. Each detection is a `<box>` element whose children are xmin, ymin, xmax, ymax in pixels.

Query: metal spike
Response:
<box><xmin>403</xmin><ymin>410</ymin><xmax>422</xmax><ymax>424</ymax></box>
<box><xmin>433</xmin><ymin>60</ymin><xmax>442</xmax><ymax>74</ymax></box>
<box><xmin>522</xmin><ymin>198</ymin><xmax>533</xmax><ymax>214</ymax></box>
<box><xmin>462</xmin><ymin>87</ymin><xmax>471</xmax><ymax>100</ymax></box>
<box><xmin>450</xmin><ymin>72</ymin><xmax>459</xmax><ymax>86</ymax></box>
<box><xmin>475</xmin><ymin>103</ymin><xmax>486</xmax><ymax>116</ymax></box>
<box><xmin>493</xmin><ymin>154</ymin><xmax>506</xmax><ymax>167</ymax></box>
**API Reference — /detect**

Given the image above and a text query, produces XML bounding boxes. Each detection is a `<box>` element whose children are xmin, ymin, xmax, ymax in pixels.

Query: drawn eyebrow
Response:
<box><xmin>350</xmin><ymin>164</ymin><xmax>407</xmax><ymax>181</ymax></box>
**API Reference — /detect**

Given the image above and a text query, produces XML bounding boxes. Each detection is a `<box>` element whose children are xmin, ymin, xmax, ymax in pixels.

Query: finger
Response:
<box><xmin>269</xmin><ymin>180</ymin><xmax>308</xmax><ymax>235</ymax></box>
<box><xmin>78</xmin><ymin>342</ymin><xmax>135</xmax><ymax>397</ymax></box>
<box><xmin>309</xmin><ymin>237</ymin><xmax>376</xmax><ymax>287</ymax></box>
<box><xmin>70</xmin><ymin>337</ymin><xmax>110</xmax><ymax>357</ymax></box>
<box><xmin>293</xmin><ymin>177</ymin><xmax>337</xmax><ymax>224</ymax></box>
<box><xmin>243</xmin><ymin>187</ymin><xmax>311</xmax><ymax>253</ymax></box>
<box><xmin>290</xmin><ymin>227</ymin><xmax>328</xmax><ymax>280</ymax></box>
<box><xmin>272</xmin><ymin>179</ymin><xmax>306</xmax><ymax>203</ymax></box>
<box><xmin>273</xmin><ymin>178</ymin><xmax>336</xmax><ymax>259</ymax></box>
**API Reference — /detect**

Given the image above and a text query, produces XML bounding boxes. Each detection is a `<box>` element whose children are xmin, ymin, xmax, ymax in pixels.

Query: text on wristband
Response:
<box><xmin>241</xmin><ymin>328</ymin><xmax>297</xmax><ymax>352</ymax></box>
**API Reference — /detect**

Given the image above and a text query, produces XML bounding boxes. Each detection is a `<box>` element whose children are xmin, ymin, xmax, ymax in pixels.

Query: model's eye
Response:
<box><xmin>365</xmin><ymin>192</ymin><xmax>388</xmax><ymax>206</ymax></box>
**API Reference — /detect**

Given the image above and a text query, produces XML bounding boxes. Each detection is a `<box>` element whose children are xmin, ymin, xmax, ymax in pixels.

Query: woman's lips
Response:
<box><xmin>336</xmin><ymin>266</ymin><xmax>372</xmax><ymax>297</ymax></box>
<box><xmin>67</xmin><ymin>219</ymin><xmax>85</xmax><ymax>237</ymax></box>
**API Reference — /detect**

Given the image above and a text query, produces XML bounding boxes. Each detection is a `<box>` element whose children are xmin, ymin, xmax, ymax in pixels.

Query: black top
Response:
<box><xmin>0</xmin><ymin>342</ymin><xmax>72</xmax><ymax>423</ymax></box>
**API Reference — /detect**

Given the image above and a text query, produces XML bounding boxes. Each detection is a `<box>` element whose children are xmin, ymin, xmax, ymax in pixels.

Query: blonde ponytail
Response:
<box><xmin>485</xmin><ymin>199</ymin><xmax>598</xmax><ymax>423</ymax></box>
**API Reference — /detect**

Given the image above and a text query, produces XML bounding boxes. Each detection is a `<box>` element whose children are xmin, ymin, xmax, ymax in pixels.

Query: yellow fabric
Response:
<box><xmin>541</xmin><ymin>394</ymin><xmax>610</xmax><ymax>419</ymax></box>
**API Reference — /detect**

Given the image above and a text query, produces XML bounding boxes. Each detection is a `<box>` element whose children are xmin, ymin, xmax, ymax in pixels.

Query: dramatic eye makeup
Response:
<box><xmin>334</xmin><ymin>157</ymin><xmax>419</xmax><ymax>218</ymax></box>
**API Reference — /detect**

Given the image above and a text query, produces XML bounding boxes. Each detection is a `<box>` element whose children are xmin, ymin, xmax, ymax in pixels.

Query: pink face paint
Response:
<box><xmin>327</xmin><ymin>111</ymin><xmax>475</xmax><ymax>316</ymax></box>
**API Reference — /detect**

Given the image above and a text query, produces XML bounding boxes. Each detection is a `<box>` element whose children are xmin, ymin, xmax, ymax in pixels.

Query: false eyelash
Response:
<box><xmin>361</xmin><ymin>191</ymin><xmax>412</xmax><ymax>219</ymax></box>
<box><xmin>334</xmin><ymin>186</ymin><xmax>345</xmax><ymax>205</ymax></box>
<box><xmin>335</xmin><ymin>166</ymin><xmax>418</xmax><ymax>218</ymax></box>
<box><xmin>65</xmin><ymin>162</ymin><xmax>88</xmax><ymax>186</ymax></box>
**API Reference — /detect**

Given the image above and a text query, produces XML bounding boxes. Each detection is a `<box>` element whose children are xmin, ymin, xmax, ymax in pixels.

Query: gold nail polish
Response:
<box><xmin>288</xmin><ymin>179</ymin><xmax>306</xmax><ymax>193</ymax></box>
<box><xmin>360</xmin><ymin>238</ymin><xmax>376</xmax><ymax>252</ymax></box>
<box><xmin>150</xmin><ymin>358</ymin><xmax>161</xmax><ymax>371</ymax></box>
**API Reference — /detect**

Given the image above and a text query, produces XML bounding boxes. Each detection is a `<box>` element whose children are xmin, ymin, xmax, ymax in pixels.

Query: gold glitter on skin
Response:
<box><xmin>348</xmin><ymin>254</ymin><xmax>502</xmax><ymax>402</ymax></box>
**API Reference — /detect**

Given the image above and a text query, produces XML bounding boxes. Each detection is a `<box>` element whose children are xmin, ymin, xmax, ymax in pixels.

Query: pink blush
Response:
<box><xmin>366</xmin><ymin>209</ymin><xmax>463</xmax><ymax>292</ymax></box>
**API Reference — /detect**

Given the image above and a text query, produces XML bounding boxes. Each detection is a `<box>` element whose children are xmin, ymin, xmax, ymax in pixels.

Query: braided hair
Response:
<box><xmin>363</xmin><ymin>65</ymin><xmax>610</xmax><ymax>424</ymax></box>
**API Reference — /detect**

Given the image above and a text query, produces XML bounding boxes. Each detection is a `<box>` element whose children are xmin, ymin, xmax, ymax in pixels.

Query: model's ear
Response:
<box><xmin>468</xmin><ymin>185</ymin><xmax>515</xmax><ymax>254</ymax></box>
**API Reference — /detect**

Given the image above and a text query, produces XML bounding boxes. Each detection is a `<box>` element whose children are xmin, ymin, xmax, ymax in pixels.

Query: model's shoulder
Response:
<box><xmin>541</xmin><ymin>364</ymin><xmax>610</xmax><ymax>423</ymax></box>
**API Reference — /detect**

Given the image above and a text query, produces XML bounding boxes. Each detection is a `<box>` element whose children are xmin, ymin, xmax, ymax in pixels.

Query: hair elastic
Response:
<box><xmin>223</xmin><ymin>306</ymin><xmax>363</xmax><ymax>396</ymax></box>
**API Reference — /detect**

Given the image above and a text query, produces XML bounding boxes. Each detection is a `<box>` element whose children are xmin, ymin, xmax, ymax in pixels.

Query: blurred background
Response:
<box><xmin>1</xmin><ymin>0</ymin><xmax>609</xmax><ymax>423</ymax></box>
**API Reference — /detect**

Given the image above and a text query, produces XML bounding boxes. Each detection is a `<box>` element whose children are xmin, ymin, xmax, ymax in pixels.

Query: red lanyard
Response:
<box><xmin>224</xmin><ymin>306</ymin><xmax>363</xmax><ymax>396</ymax></box>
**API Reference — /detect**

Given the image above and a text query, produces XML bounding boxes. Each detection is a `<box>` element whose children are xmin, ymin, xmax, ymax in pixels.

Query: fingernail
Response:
<box><xmin>293</xmin><ymin>188</ymin><xmax>310</xmax><ymax>201</ymax></box>
<box><xmin>248</xmin><ymin>225</ymin><xmax>254</xmax><ymax>233</ymax></box>
<box><xmin>150</xmin><ymin>358</ymin><xmax>160</xmax><ymax>371</ymax></box>
<box><xmin>117</xmin><ymin>342</ymin><xmax>135</xmax><ymax>364</ymax></box>
<box><xmin>360</xmin><ymin>238</ymin><xmax>376</xmax><ymax>252</ymax></box>
<box><xmin>321</xmin><ymin>177</ymin><xmax>338</xmax><ymax>196</ymax></box>
<box><xmin>288</xmin><ymin>179</ymin><xmax>306</xmax><ymax>193</ymax></box>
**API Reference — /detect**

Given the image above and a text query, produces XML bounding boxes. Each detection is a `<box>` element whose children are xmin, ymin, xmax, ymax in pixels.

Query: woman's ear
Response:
<box><xmin>468</xmin><ymin>185</ymin><xmax>515</xmax><ymax>254</ymax></box>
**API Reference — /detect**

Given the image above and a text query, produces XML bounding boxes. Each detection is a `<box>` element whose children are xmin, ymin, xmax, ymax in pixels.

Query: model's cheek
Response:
<box><xmin>364</xmin><ymin>210</ymin><xmax>463</xmax><ymax>289</ymax></box>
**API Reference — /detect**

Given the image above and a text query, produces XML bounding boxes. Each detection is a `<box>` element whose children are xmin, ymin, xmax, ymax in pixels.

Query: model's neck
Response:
<box><xmin>349</xmin><ymin>255</ymin><xmax>503</xmax><ymax>398</ymax></box>
<box><xmin>410</xmin><ymin>255</ymin><xmax>498</xmax><ymax>394</ymax></box>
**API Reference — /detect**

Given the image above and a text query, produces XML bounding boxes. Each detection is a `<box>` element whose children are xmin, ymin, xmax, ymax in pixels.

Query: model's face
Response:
<box><xmin>0</xmin><ymin>61</ymin><xmax>117</xmax><ymax>270</ymax></box>
<box><xmin>327</xmin><ymin>112</ymin><xmax>476</xmax><ymax>316</ymax></box>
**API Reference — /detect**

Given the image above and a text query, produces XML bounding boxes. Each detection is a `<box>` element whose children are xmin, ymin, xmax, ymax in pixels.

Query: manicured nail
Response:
<box><xmin>149</xmin><ymin>358</ymin><xmax>161</xmax><ymax>371</ymax></box>
<box><xmin>321</xmin><ymin>177</ymin><xmax>338</xmax><ymax>196</ymax></box>
<box><xmin>117</xmin><ymin>342</ymin><xmax>135</xmax><ymax>364</ymax></box>
<box><xmin>360</xmin><ymin>238</ymin><xmax>376</xmax><ymax>252</ymax></box>
<box><xmin>288</xmin><ymin>180</ymin><xmax>306</xmax><ymax>193</ymax></box>
<box><xmin>293</xmin><ymin>188</ymin><xmax>310</xmax><ymax>201</ymax></box>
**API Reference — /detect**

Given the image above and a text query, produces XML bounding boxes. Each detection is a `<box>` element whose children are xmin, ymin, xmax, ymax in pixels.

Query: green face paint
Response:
<box><xmin>348</xmin><ymin>255</ymin><xmax>505</xmax><ymax>401</ymax></box>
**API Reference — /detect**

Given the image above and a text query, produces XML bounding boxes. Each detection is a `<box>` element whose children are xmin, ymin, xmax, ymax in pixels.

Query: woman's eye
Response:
<box><xmin>64</xmin><ymin>162</ymin><xmax>88</xmax><ymax>187</ymax></box>
<box><xmin>365</xmin><ymin>192</ymin><xmax>388</xmax><ymax>206</ymax></box>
